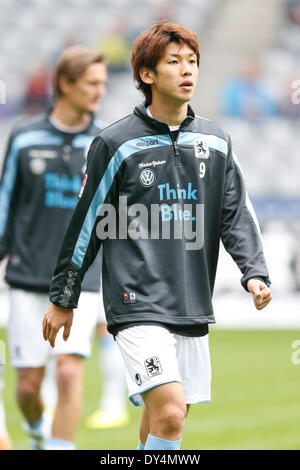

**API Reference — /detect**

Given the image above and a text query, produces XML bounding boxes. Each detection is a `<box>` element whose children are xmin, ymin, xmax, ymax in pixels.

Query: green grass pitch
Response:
<box><xmin>1</xmin><ymin>328</ymin><xmax>299</xmax><ymax>450</ymax></box>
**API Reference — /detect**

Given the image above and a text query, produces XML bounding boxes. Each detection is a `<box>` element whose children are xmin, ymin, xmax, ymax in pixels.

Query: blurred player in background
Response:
<box><xmin>0</xmin><ymin>363</ymin><xmax>11</xmax><ymax>449</ymax></box>
<box><xmin>0</xmin><ymin>45</ymin><xmax>126</xmax><ymax>450</ymax></box>
<box><xmin>85</xmin><ymin>282</ymin><xmax>128</xmax><ymax>430</ymax></box>
<box><xmin>43</xmin><ymin>23</ymin><xmax>272</xmax><ymax>451</ymax></box>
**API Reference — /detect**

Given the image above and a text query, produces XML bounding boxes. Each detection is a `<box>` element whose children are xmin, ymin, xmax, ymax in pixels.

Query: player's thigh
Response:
<box><xmin>54</xmin><ymin>291</ymin><xmax>99</xmax><ymax>358</ymax></box>
<box><xmin>8</xmin><ymin>289</ymin><xmax>50</xmax><ymax>368</ymax></box>
<box><xmin>175</xmin><ymin>333</ymin><xmax>211</xmax><ymax>404</ymax></box>
<box><xmin>142</xmin><ymin>381</ymin><xmax>186</xmax><ymax>412</ymax></box>
<box><xmin>115</xmin><ymin>325</ymin><xmax>183</xmax><ymax>407</ymax></box>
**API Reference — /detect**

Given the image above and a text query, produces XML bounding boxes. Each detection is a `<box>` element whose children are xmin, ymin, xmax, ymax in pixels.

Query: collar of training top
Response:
<box><xmin>46</xmin><ymin>106</ymin><xmax>96</xmax><ymax>135</ymax></box>
<box><xmin>134</xmin><ymin>103</ymin><xmax>195</xmax><ymax>132</ymax></box>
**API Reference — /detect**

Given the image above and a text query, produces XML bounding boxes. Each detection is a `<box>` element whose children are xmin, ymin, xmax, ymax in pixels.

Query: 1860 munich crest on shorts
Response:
<box><xmin>144</xmin><ymin>356</ymin><xmax>163</xmax><ymax>377</ymax></box>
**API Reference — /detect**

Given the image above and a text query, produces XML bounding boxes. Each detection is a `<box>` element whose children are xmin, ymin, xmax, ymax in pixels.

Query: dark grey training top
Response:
<box><xmin>0</xmin><ymin>110</ymin><xmax>105</xmax><ymax>292</ymax></box>
<box><xmin>49</xmin><ymin>104</ymin><xmax>271</xmax><ymax>336</ymax></box>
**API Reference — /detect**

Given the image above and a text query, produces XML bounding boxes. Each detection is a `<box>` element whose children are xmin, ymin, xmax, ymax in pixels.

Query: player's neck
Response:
<box><xmin>149</xmin><ymin>98</ymin><xmax>188</xmax><ymax>127</ymax></box>
<box><xmin>51</xmin><ymin>100</ymin><xmax>91</xmax><ymax>128</ymax></box>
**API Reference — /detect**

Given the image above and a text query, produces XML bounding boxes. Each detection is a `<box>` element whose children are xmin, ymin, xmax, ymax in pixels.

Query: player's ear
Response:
<box><xmin>58</xmin><ymin>75</ymin><xmax>73</xmax><ymax>97</ymax></box>
<box><xmin>139</xmin><ymin>67</ymin><xmax>155</xmax><ymax>85</ymax></box>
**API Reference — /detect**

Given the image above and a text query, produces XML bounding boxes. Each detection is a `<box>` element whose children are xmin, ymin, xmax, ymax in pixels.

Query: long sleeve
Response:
<box><xmin>49</xmin><ymin>135</ymin><xmax>118</xmax><ymax>308</ymax></box>
<box><xmin>0</xmin><ymin>133</ymin><xmax>20</xmax><ymax>260</ymax></box>
<box><xmin>220</xmin><ymin>136</ymin><xmax>271</xmax><ymax>291</ymax></box>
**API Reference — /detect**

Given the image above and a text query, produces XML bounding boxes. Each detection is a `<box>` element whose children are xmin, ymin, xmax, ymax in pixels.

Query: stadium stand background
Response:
<box><xmin>0</xmin><ymin>0</ymin><xmax>299</xmax><ymax>328</ymax></box>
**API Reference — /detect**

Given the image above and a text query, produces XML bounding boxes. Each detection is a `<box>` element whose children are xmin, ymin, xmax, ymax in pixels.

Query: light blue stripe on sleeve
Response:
<box><xmin>0</xmin><ymin>130</ymin><xmax>63</xmax><ymax>237</ymax></box>
<box><xmin>71</xmin><ymin>134</ymin><xmax>172</xmax><ymax>268</ymax></box>
<box><xmin>178</xmin><ymin>132</ymin><xmax>228</xmax><ymax>155</ymax></box>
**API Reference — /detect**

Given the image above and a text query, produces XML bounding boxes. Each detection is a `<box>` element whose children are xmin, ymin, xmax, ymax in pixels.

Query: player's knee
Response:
<box><xmin>156</xmin><ymin>402</ymin><xmax>186</xmax><ymax>435</ymax></box>
<box><xmin>56</xmin><ymin>357</ymin><xmax>82</xmax><ymax>395</ymax></box>
<box><xmin>17</xmin><ymin>378</ymin><xmax>40</xmax><ymax>403</ymax></box>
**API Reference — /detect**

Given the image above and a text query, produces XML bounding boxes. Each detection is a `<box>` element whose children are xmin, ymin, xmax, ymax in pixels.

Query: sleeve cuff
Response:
<box><xmin>49</xmin><ymin>264</ymin><xmax>82</xmax><ymax>309</ymax></box>
<box><xmin>241</xmin><ymin>276</ymin><xmax>272</xmax><ymax>292</ymax></box>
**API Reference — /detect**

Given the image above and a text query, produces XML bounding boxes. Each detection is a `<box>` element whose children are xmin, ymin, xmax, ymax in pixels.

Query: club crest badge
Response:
<box><xmin>139</xmin><ymin>168</ymin><xmax>156</xmax><ymax>187</ymax></box>
<box><xmin>194</xmin><ymin>137</ymin><xmax>210</xmax><ymax>159</ymax></box>
<box><xmin>144</xmin><ymin>356</ymin><xmax>163</xmax><ymax>377</ymax></box>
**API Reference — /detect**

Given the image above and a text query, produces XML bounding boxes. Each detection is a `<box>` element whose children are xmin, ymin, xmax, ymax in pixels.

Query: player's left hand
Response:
<box><xmin>247</xmin><ymin>279</ymin><xmax>272</xmax><ymax>310</ymax></box>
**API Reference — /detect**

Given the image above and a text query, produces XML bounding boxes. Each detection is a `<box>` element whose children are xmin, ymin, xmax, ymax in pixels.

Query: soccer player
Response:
<box><xmin>43</xmin><ymin>22</ymin><xmax>272</xmax><ymax>451</ymax></box>
<box><xmin>0</xmin><ymin>45</ymin><xmax>111</xmax><ymax>450</ymax></box>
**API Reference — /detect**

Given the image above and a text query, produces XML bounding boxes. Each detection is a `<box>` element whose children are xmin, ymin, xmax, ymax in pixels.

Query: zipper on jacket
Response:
<box><xmin>170</xmin><ymin>132</ymin><xmax>180</xmax><ymax>166</ymax></box>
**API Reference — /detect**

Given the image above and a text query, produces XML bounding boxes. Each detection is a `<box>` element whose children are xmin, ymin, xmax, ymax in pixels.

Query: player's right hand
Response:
<box><xmin>42</xmin><ymin>303</ymin><xmax>74</xmax><ymax>348</ymax></box>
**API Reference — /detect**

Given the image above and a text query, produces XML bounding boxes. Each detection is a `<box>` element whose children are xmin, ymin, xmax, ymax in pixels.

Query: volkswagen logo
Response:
<box><xmin>139</xmin><ymin>168</ymin><xmax>156</xmax><ymax>187</ymax></box>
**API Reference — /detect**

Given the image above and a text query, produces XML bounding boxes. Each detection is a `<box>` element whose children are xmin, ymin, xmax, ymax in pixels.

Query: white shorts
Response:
<box><xmin>115</xmin><ymin>325</ymin><xmax>211</xmax><ymax>406</ymax></box>
<box><xmin>8</xmin><ymin>288</ymin><xmax>99</xmax><ymax>368</ymax></box>
<box><xmin>96</xmin><ymin>285</ymin><xmax>106</xmax><ymax>324</ymax></box>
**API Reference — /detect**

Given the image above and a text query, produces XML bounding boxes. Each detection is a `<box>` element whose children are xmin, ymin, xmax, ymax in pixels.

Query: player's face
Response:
<box><xmin>66</xmin><ymin>62</ymin><xmax>107</xmax><ymax>113</ymax></box>
<box><xmin>150</xmin><ymin>42</ymin><xmax>199</xmax><ymax>105</ymax></box>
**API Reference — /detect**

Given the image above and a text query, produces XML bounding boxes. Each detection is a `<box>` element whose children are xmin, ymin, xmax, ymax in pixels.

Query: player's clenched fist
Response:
<box><xmin>43</xmin><ymin>303</ymin><xmax>74</xmax><ymax>348</ymax></box>
<box><xmin>247</xmin><ymin>279</ymin><xmax>272</xmax><ymax>310</ymax></box>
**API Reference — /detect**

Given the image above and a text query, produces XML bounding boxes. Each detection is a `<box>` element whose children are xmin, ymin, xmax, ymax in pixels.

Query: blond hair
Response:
<box><xmin>54</xmin><ymin>45</ymin><xmax>104</xmax><ymax>98</ymax></box>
